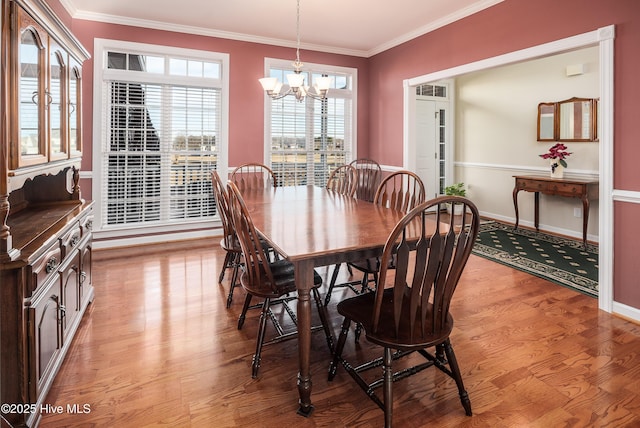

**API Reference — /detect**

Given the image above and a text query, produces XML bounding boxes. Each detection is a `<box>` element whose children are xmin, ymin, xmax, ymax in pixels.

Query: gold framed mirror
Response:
<box><xmin>537</xmin><ymin>97</ymin><xmax>598</xmax><ymax>142</ymax></box>
<box><xmin>558</xmin><ymin>97</ymin><xmax>598</xmax><ymax>141</ymax></box>
<box><xmin>537</xmin><ymin>102</ymin><xmax>556</xmax><ymax>141</ymax></box>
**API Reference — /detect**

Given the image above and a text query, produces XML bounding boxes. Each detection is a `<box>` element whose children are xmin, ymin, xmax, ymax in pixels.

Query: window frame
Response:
<box><xmin>262</xmin><ymin>57</ymin><xmax>357</xmax><ymax>185</ymax></box>
<box><xmin>92</xmin><ymin>39</ymin><xmax>229</xmax><ymax>240</ymax></box>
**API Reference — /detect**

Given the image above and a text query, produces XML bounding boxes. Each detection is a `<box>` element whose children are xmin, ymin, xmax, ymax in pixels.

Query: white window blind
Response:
<box><xmin>96</xmin><ymin>43</ymin><xmax>227</xmax><ymax>232</ymax></box>
<box><xmin>266</xmin><ymin>62</ymin><xmax>356</xmax><ymax>186</ymax></box>
<box><xmin>104</xmin><ymin>82</ymin><xmax>219</xmax><ymax>225</ymax></box>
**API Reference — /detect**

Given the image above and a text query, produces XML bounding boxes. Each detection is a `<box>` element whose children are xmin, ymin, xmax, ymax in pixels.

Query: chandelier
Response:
<box><xmin>259</xmin><ymin>0</ymin><xmax>331</xmax><ymax>102</ymax></box>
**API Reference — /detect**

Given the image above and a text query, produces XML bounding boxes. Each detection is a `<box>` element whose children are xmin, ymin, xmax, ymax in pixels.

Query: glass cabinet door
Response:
<box><xmin>18</xmin><ymin>27</ymin><xmax>46</xmax><ymax>165</ymax></box>
<box><xmin>69</xmin><ymin>63</ymin><xmax>82</xmax><ymax>155</ymax></box>
<box><xmin>9</xmin><ymin>3</ymin><xmax>87</xmax><ymax>174</ymax></box>
<box><xmin>49</xmin><ymin>47</ymin><xmax>66</xmax><ymax>160</ymax></box>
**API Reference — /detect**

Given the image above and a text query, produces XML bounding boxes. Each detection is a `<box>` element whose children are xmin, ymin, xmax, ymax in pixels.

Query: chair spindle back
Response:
<box><xmin>350</xmin><ymin>158</ymin><xmax>382</xmax><ymax>202</ymax></box>
<box><xmin>326</xmin><ymin>164</ymin><xmax>358</xmax><ymax>197</ymax></box>
<box><xmin>211</xmin><ymin>171</ymin><xmax>236</xmax><ymax>249</ymax></box>
<box><xmin>373</xmin><ymin>196</ymin><xmax>480</xmax><ymax>340</ymax></box>
<box><xmin>374</xmin><ymin>170</ymin><xmax>425</xmax><ymax>213</ymax></box>
<box><xmin>226</xmin><ymin>181</ymin><xmax>276</xmax><ymax>291</ymax></box>
<box><xmin>230</xmin><ymin>163</ymin><xmax>278</xmax><ymax>192</ymax></box>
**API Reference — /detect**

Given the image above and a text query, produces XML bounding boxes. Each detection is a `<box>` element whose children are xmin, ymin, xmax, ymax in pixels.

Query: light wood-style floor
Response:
<box><xmin>39</xmin><ymin>238</ymin><xmax>640</xmax><ymax>427</ymax></box>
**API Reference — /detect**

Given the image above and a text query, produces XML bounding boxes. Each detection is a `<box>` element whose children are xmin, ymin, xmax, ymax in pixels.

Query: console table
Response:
<box><xmin>512</xmin><ymin>175</ymin><xmax>599</xmax><ymax>247</ymax></box>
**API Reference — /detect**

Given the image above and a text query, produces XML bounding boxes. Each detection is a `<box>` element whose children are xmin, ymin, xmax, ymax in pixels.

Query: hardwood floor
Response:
<box><xmin>39</xmin><ymin>239</ymin><xmax>640</xmax><ymax>427</ymax></box>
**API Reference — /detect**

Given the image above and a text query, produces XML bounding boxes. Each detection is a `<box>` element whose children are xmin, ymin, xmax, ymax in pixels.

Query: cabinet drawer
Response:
<box><xmin>80</xmin><ymin>213</ymin><xmax>93</xmax><ymax>237</ymax></box>
<box><xmin>548</xmin><ymin>182</ymin><xmax>583</xmax><ymax>197</ymax></box>
<box><xmin>27</xmin><ymin>243</ymin><xmax>62</xmax><ymax>296</ymax></box>
<box><xmin>517</xmin><ymin>179</ymin><xmax>547</xmax><ymax>192</ymax></box>
<box><xmin>60</xmin><ymin>224</ymin><xmax>82</xmax><ymax>258</ymax></box>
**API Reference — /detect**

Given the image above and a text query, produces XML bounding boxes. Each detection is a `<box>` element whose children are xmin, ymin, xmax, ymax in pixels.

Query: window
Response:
<box><xmin>264</xmin><ymin>59</ymin><xmax>356</xmax><ymax>186</ymax></box>
<box><xmin>416</xmin><ymin>83</ymin><xmax>447</xmax><ymax>98</ymax></box>
<box><xmin>93</xmin><ymin>40</ymin><xmax>228</xmax><ymax>236</ymax></box>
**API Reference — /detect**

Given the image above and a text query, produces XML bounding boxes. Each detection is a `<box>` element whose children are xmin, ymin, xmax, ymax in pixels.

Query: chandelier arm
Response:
<box><xmin>267</xmin><ymin>88</ymin><xmax>294</xmax><ymax>100</ymax></box>
<box><xmin>304</xmin><ymin>92</ymin><xmax>326</xmax><ymax>101</ymax></box>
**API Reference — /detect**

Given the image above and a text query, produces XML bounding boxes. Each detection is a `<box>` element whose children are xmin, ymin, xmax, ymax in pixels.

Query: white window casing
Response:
<box><xmin>263</xmin><ymin>58</ymin><xmax>357</xmax><ymax>186</ymax></box>
<box><xmin>92</xmin><ymin>39</ymin><xmax>229</xmax><ymax>241</ymax></box>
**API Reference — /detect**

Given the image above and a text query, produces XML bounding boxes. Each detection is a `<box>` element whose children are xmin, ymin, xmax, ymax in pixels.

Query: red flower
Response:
<box><xmin>540</xmin><ymin>143</ymin><xmax>571</xmax><ymax>168</ymax></box>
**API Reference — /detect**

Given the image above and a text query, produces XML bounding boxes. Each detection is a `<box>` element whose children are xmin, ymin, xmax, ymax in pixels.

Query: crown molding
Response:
<box><xmin>367</xmin><ymin>0</ymin><xmax>504</xmax><ymax>56</ymax></box>
<box><xmin>58</xmin><ymin>0</ymin><xmax>77</xmax><ymax>15</ymax></box>
<box><xmin>69</xmin><ymin>10</ymin><xmax>370</xmax><ymax>57</ymax></box>
<box><xmin>60</xmin><ymin>0</ymin><xmax>503</xmax><ymax>58</ymax></box>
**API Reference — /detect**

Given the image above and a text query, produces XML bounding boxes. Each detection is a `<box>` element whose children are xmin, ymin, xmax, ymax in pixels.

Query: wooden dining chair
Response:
<box><xmin>226</xmin><ymin>181</ymin><xmax>334</xmax><ymax>378</ymax></box>
<box><xmin>323</xmin><ymin>163</ymin><xmax>357</xmax><ymax>300</ymax></box>
<box><xmin>230</xmin><ymin>162</ymin><xmax>277</xmax><ymax>191</ymax></box>
<box><xmin>374</xmin><ymin>170</ymin><xmax>426</xmax><ymax>213</ymax></box>
<box><xmin>211</xmin><ymin>171</ymin><xmax>244</xmax><ymax>308</ymax></box>
<box><xmin>325</xmin><ymin>170</ymin><xmax>426</xmax><ymax>308</ymax></box>
<box><xmin>350</xmin><ymin>158</ymin><xmax>382</xmax><ymax>202</ymax></box>
<box><xmin>326</xmin><ymin>164</ymin><xmax>357</xmax><ymax>197</ymax></box>
<box><xmin>328</xmin><ymin>196</ymin><xmax>480</xmax><ymax>428</ymax></box>
<box><xmin>324</xmin><ymin>159</ymin><xmax>381</xmax><ymax>304</ymax></box>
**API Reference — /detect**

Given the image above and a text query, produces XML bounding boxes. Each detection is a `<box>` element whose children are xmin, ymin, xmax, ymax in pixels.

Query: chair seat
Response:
<box><xmin>337</xmin><ymin>288</ymin><xmax>454</xmax><ymax>349</ymax></box>
<box><xmin>347</xmin><ymin>257</ymin><xmax>378</xmax><ymax>273</ymax></box>
<box><xmin>221</xmin><ymin>235</ymin><xmax>276</xmax><ymax>257</ymax></box>
<box><xmin>241</xmin><ymin>259</ymin><xmax>322</xmax><ymax>299</ymax></box>
<box><xmin>219</xmin><ymin>236</ymin><xmax>242</xmax><ymax>253</ymax></box>
<box><xmin>348</xmin><ymin>255</ymin><xmax>397</xmax><ymax>274</ymax></box>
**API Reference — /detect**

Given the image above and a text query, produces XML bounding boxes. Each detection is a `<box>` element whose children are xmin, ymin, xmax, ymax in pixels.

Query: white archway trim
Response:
<box><xmin>403</xmin><ymin>25</ymin><xmax>615</xmax><ymax>314</ymax></box>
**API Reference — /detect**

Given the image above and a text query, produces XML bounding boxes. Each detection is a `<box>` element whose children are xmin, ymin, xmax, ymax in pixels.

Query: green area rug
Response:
<box><xmin>472</xmin><ymin>221</ymin><xmax>598</xmax><ymax>297</ymax></box>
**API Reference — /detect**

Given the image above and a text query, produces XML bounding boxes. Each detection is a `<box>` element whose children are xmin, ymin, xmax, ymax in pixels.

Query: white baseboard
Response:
<box><xmin>479</xmin><ymin>210</ymin><xmax>599</xmax><ymax>244</ymax></box>
<box><xmin>93</xmin><ymin>228</ymin><xmax>221</xmax><ymax>250</ymax></box>
<box><xmin>612</xmin><ymin>301</ymin><xmax>640</xmax><ymax>324</ymax></box>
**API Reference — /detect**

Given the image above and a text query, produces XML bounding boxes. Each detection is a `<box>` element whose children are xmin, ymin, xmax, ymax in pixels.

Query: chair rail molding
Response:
<box><xmin>454</xmin><ymin>161</ymin><xmax>599</xmax><ymax>179</ymax></box>
<box><xmin>612</xmin><ymin>189</ymin><xmax>640</xmax><ymax>204</ymax></box>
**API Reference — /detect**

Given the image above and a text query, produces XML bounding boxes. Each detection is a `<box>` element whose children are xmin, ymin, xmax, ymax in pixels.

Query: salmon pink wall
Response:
<box><xmin>46</xmin><ymin>0</ymin><xmax>71</xmax><ymax>24</ymax></box>
<box><xmin>614</xmin><ymin>201</ymin><xmax>640</xmax><ymax>304</ymax></box>
<box><xmin>367</xmin><ymin>0</ymin><xmax>640</xmax><ymax>311</ymax></box>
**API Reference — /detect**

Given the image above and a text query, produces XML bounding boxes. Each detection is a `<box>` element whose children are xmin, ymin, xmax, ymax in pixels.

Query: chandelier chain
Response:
<box><xmin>295</xmin><ymin>0</ymin><xmax>302</xmax><ymax>70</ymax></box>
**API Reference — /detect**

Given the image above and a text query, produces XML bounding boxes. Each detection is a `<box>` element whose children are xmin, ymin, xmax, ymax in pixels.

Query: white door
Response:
<box><xmin>416</xmin><ymin>98</ymin><xmax>449</xmax><ymax>199</ymax></box>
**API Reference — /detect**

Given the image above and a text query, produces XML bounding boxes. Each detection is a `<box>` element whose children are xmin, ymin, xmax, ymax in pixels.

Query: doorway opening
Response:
<box><xmin>414</xmin><ymin>82</ymin><xmax>450</xmax><ymax>199</ymax></box>
<box><xmin>403</xmin><ymin>26</ymin><xmax>614</xmax><ymax>313</ymax></box>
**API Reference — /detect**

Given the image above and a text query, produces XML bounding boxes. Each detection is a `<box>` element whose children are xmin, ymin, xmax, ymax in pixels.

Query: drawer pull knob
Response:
<box><xmin>59</xmin><ymin>304</ymin><xmax>66</xmax><ymax>324</ymax></box>
<box><xmin>45</xmin><ymin>257</ymin><xmax>59</xmax><ymax>273</ymax></box>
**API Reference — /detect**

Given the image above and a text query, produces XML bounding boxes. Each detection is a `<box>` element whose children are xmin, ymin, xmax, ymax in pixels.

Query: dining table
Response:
<box><xmin>238</xmin><ymin>184</ymin><xmax>411</xmax><ymax>416</ymax></box>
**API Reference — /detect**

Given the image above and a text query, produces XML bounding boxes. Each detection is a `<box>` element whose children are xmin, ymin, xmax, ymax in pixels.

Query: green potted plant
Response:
<box><xmin>444</xmin><ymin>182</ymin><xmax>466</xmax><ymax>215</ymax></box>
<box><xmin>444</xmin><ymin>182</ymin><xmax>466</xmax><ymax>197</ymax></box>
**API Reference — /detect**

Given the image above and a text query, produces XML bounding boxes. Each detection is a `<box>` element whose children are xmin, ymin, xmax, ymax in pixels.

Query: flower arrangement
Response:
<box><xmin>540</xmin><ymin>143</ymin><xmax>572</xmax><ymax>172</ymax></box>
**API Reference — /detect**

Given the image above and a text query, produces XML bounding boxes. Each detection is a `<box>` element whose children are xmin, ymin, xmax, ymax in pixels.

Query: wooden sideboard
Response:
<box><xmin>1</xmin><ymin>197</ymin><xmax>93</xmax><ymax>428</ymax></box>
<box><xmin>1</xmin><ymin>1</ymin><xmax>92</xmax><ymax>426</ymax></box>
<box><xmin>512</xmin><ymin>175</ymin><xmax>599</xmax><ymax>247</ymax></box>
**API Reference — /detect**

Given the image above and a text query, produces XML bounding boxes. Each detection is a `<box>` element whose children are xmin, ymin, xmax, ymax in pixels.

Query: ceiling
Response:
<box><xmin>60</xmin><ymin>0</ymin><xmax>503</xmax><ymax>57</ymax></box>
